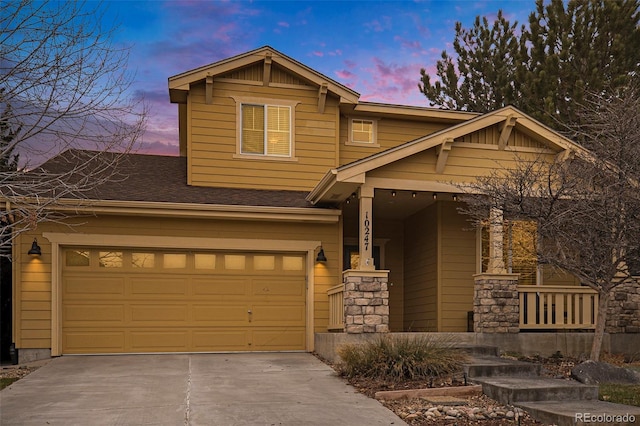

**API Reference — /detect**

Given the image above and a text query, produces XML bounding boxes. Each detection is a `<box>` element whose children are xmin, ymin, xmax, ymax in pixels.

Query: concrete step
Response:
<box><xmin>472</xmin><ymin>376</ymin><xmax>599</xmax><ymax>405</ymax></box>
<box><xmin>454</xmin><ymin>345</ymin><xmax>499</xmax><ymax>357</ymax></box>
<box><xmin>464</xmin><ymin>355</ymin><xmax>542</xmax><ymax>378</ymax></box>
<box><xmin>516</xmin><ymin>399</ymin><xmax>640</xmax><ymax>426</ymax></box>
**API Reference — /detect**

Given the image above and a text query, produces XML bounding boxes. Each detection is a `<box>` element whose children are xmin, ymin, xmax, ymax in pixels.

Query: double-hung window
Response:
<box><xmin>241</xmin><ymin>103</ymin><xmax>291</xmax><ymax>157</ymax></box>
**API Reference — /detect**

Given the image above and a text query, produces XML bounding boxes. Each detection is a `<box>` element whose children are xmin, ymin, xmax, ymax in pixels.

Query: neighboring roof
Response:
<box><xmin>38</xmin><ymin>150</ymin><xmax>316</xmax><ymax>209</ymax></box>
<box><xmin>307</xmin><ymin>105</ymin><xmax>590</xmax><ymax>205</ymax></box>
<box><xmin>168</xmin><ymin>46</ymin><xmax>360</xmax><ymax>104</ymax></box>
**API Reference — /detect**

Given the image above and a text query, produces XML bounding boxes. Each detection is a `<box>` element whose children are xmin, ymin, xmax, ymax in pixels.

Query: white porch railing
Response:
<box><xmin>327</xmin><ymin>283</ymin><xmax>345</xmax><ymax>331</ymax></box>
<box><xmin>518</xmin><ymin>285</ymin><xmax>598</xmax><ymax>330</ymax></box>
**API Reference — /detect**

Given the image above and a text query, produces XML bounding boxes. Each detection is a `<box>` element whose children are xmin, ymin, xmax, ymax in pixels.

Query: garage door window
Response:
<box><xmin>132</xmin><ymin>253</ymin><xmax>155</xmax><ymax>268</ymax></box>
<box><xmin>254</xmin><ymin>255</ymin><xmax>275</xmax><ymax>270</ymax></box>
<box><xmin>99</xmin><ymin>251</ymin><xmax>123</xmax><ymax>268</ymax></box>
<box><xmin>163</xmin><ymin>253</ymin><xmax>186</xmax><ymax>268</ymax></box>
<box><xmin>282</xmin><ymin>256</ymin><xmax>303</xmax><ymax>271</ymax></box>
<box><xmin>194</xmin><ymin>253</ymin><xmax>216</xmax><ymax>269</ymax></box>
<box><xmin>66</xmin><ymin>250</ymin><xmax>90</xmax><ymax>267</ymax></box>
<box><xmin>225</xmin><ymin>255</ymin><xmax>246</xmax><ymax>270</ymax></box>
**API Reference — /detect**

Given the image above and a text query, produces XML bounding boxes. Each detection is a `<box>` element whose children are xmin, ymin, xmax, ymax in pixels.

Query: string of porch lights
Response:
<box><xmin>345</xmin><ymin>190</ymin><xmax>458</xmax><ymax>203</ymax></box>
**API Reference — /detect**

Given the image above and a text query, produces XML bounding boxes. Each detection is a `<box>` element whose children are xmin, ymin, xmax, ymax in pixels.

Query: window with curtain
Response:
<box><xmin>241</xmin><ymin>104</ymin><xmax>291</xmax><ymax>156</ymax></box>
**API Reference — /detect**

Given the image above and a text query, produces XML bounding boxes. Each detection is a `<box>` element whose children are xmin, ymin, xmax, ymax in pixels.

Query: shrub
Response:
<box><xmin>336</xmin><ymin>334</ymin><xmax>468</xmax><ymax>383</ymax></box>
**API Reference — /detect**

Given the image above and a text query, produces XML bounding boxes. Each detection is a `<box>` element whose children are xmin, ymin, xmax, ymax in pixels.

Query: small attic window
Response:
<box><xmin>347</xmin><ymin>118</ymin><xmax>379</xmax><ymax>147</ymax></box>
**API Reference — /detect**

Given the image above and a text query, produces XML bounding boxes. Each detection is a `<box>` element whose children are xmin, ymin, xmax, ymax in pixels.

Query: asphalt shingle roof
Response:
<box><xmin>39</xmin><ymin>150</ymin><xmax>318</xmax><ymax>209</ymax></box>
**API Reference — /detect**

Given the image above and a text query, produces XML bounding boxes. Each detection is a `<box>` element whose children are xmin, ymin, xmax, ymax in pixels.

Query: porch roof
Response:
<box><xmin>307</xmin><ymin>106</ymin><xmax>590</xmax><ymax>205</ymax></box>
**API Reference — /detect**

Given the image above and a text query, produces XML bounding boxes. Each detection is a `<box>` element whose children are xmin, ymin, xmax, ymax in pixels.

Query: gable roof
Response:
<box><xmin>168</xmin><ymin>46</ymin><xmax>360</xmax><ymax>104</ymax></box>
<box><xmin>307</xmin><ymin>105</ymin><xmax>591</xmax><ymax>204</ymax></box>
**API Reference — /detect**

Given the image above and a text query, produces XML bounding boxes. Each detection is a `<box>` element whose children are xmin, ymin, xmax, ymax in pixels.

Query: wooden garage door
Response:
<box><xmin>61</xmin><ymin>249</ymin><xmax>306</xmax><ymax>354</ymax></box>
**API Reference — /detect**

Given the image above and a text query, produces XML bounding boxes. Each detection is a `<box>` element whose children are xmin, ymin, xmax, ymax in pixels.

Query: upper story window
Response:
<box><xmin>346</xmin><ymin>118</ymin><xmax>379</xmax><ymax>147</ymax></box>
<box><xmin>241</xmin><ymin>104</ymin><xmax>291</xmax><ymax>156</ymax></box>
<box><xmin>232</xmin><ymin>96</ymin><xmax>299</xmax><ymax>161</ymax></box>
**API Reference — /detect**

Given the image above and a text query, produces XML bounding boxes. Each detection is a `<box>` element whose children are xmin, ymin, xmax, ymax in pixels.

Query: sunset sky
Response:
<box><xmin>103</xmin><ymin>0</ymin><xmax>533</xmax><ymax>155</ymax></box>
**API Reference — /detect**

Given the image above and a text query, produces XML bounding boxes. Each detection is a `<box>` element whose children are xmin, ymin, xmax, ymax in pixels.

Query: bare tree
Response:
<box><xmin>0</xmin><ymin>0</ymin><xmax>146</xmax><ymax>254</ymax></box>
<box><xmin>461</xmin><ymin>85</ymin><xmax>640</xmax><ymax>361</ymax></box>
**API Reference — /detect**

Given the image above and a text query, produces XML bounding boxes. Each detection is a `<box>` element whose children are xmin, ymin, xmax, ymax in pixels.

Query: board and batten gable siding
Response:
<box><xmin>368</xmin><ymin>129</ymin><xmax>560</xmax><ymax>184</ymax></box>
<box><xmin>15</xmin><ymin>214</ymin><xmax>341</xmax><ymax>351</ymax></box>
<box><xmin>339</xmin><ymin>117</ymin><xmax>450</xmax><ymax>166</ymax></box>
<box><xmin>187</xmin><ymin>78</ymin><xmax>340</xmax><ymax>191</ymax></box>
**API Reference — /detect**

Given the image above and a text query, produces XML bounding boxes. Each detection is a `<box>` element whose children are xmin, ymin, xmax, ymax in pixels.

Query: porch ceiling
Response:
<box><xmin>342</xmin><ymin>189</ymin><xmax>441</xmax><ymax>221</ymax></box>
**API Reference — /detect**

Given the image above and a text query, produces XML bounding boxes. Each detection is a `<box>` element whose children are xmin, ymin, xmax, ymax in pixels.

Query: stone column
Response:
<box><xmin>488</xmin><ymin>207</ymin><xmax>506</xmax><ymax>274</ymax></box>
<box><xmin>605</xmin><ymin>281</ymin><xmax>640</xmax><ymax>333</ymax></box>
<box><xmin>343</xmin><ymin>270</ymin><xmax>390</xmax><ymax>333</ymax></box>
<box><xmin>473</xmin><ymin>273</ymin><xmax>520</xmax><ymax>333</ymax></box>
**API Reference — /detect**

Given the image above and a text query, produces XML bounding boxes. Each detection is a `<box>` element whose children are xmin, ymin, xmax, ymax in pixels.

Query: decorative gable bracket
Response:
<box><xmin>205</xmin><ymin>75</ymin><xmax>214</xmax><ymax>104</ymax></box>
<box><xmin>435</xmin><ymin>138</ymin><xmax>454</xmax><ymax>174</ymax></box>
<box><xmin>317</xmin><ymin>83</ymin><xmax>328</xmax><ymax>113</ymax></box>
<box><xmin>263</xmin><ymin>52</ymin><xmax>272</xmax><ymax>86</ymax></box>
<box><xmin>498</xmin><ymin>115</ymin><xmax>517</xmax><ymax>150</ymax></box>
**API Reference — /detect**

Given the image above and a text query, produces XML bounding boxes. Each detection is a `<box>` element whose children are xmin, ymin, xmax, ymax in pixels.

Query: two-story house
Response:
<box><xmin>12</xmin><ymin>46</ymin><xmax>603</xmax><ymax>362</ymax></box>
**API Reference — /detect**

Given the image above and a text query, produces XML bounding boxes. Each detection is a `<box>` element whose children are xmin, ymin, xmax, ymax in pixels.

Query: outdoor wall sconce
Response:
<box><xmin>315</xmin><ymin>247</ymin><xmax>327</xmax><ymax>263</ymax></box>
<box><xmin>452</xmin><ymin>194</ymin><xmax>458</xmax><ymax>202</ymax></box>
<box><xmin>412</xmin><ymin>191</ymin><xmax>417</xmax><ymax>198</ymax></box>
<box><xmin>391</xmin><ymin>190</ymin><xmax>396</xmax><ymax>197</ymax></box>
<box><xmin>433</xmin><ymin>193</ymin><xmax>438</xmax><ymax>200</ymax></box>
<box><xmin>28</xmin><ymin>238</ymin><xmax>41</xmax><ymax>256</ymax></box>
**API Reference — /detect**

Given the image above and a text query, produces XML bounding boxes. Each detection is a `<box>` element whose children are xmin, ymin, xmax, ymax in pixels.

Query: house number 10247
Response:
<box><xmin>363</xmin><ymin>211</ymin><xmax>370</xmax><ymax>250</ymax></box>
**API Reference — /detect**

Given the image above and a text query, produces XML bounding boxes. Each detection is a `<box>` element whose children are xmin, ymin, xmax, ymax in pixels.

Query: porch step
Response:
<box><xmin>516</xmin><ymin>400</ymin><xmax>640</xmax><ymax>426</ymax></box>
<box><xmin>472</xmin><ymin>376</ymin><xmax>598</xmax><ymax>405</ymax></box>
<box><xmin>454</xmin><ymin>344</ymin><xmax>499</xmax><ymax>357</ymax></box>
<box><xmin>464</xmin><ymin>355</ymin><xmax>542</xmax><ymax>378</ymax></box>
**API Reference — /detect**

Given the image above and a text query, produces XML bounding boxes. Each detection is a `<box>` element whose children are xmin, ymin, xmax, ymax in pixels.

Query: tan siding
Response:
<box><xmin>16</xmin><ymin>215</ymin><xmax>341</xmax><ymax>350</ymax></box>
<box><xmin>403</xmin><ymin>204</ymin><xmax>438</xmax><ymax>331</ymax></box>
<box><xmin>456</xmin><ymin>125</ymin><xmax>553</xmax><ymax>151</ymax></box>
<box><xmin>188</xmin><ymin>81</ymin><xmax>338</xmax><ymax>191</ymax></box>
<box><xmin>340</xmin><ymin>117</ymin><xmax>449</xmax><ymax>166</ymax></box>
<box><xmin>438</xmin><ymin>202</ymin><xmax>476</xmax><ymax>332</ymax></box>
<box><xmin>369</xmin><ymin>147</ymin><xmax>557</xmax><ymax>183</ymax></box>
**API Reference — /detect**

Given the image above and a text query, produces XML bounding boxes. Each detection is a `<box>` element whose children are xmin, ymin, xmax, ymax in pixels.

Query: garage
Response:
<box><xmin>61</xmin><ymin>248</ymin><xmax>307</xmax><ymax>354</ymax></box>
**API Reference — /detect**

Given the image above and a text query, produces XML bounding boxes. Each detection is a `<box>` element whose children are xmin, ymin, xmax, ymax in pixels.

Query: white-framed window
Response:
<box><xmin>232</xmin><ymin>96</ymin><xmax>299</xmax><ymax>161</ymax></box>
<box><xmin>241</xmin><ymin>103</ymin><xmax>291</xmax><ymax>156</ymax></box>
<box><xmin>346</xmin><ymin>118</ymin><xmax>378</xmax><ymax>146</ymax></box>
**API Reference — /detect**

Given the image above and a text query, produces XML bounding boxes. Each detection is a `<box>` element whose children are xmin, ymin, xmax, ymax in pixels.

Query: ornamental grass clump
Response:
<box><xmin>336</xmin><ymin>335</ymin><xmax>468</xmax><ymax>383</ymax></box>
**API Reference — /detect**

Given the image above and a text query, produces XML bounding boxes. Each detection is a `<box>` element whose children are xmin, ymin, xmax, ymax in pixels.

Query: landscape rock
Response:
<box><xmin>571</xmin><ymin>360</ymin><xmax>640</xmax><ymax>385</ymax></box>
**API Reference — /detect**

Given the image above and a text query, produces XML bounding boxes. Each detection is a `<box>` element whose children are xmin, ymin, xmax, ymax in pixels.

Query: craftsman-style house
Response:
<box><xmin>11</xmin><ymin>46</ymin><xmax>636</xmax><ymax>362</ymax></box>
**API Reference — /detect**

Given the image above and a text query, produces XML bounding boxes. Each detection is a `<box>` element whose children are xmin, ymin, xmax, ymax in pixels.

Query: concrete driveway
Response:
<box><xmin>0</xmin><ymin>353</ymin><xmax>406</xmax><ymax>425</ymax></box>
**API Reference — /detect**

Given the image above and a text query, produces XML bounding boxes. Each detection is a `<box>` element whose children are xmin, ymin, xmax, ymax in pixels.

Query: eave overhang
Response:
<box><xmin>168</xmin><ymin>46</ymin><xmax>360</xmax><ymax>105</ymax></box>
<box><xmin>5</xmin><ymin>198</ymin><xmax>341</xmax><ymax>223</ymax></box>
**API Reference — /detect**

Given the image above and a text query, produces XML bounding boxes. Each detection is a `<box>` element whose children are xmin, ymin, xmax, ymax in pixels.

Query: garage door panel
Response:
<box><xmin>252</xmin><ymin>304</ymin><xmax>305</xmax><ymax>326</ymax></box>
<box><xmin>130</xmin><ymin>304</ymin><xmax>188</xmax><ymax>323</ymax></box>
<box><xmin>192</xmin><ymin>330</ymin><xmax>250</xmax><ymax>351</ymax></box>
<box><xmin>64</xmin><ymin>304</ymin><xmax>125</xmax><ymax>324</ymax></box>
<box><xmin>252</xmin><ymin>329</ymin><xmax>305</xmax><ymax>351</ymax></box>
<box><xmin>62</xmin><ymin>249</ymin><xmax>307</xmax><ymax>354</ymax></box>
<box><xmin>129</xmin><ymin>331</ymin><xmax>188</xmax><ymax>351</ymax></box>
<box><xmin>131</xmin><ymin>278</ymin><xmax>188</xmax><ymax>297</ymax></box>
<box><xmin>64</xmin><ymin>331</ymin><xmax>125</xmax><ymax>353</ymax></box>
<box><xmin>192</xmin><ymin>278</ymin><xmax>250</xmax><ymax>297</ymax></box>
<box><xmin>192</xmin><ymin>304</ymin><xmax>248</xmax><ymax>324</ymax></box>
<box><xmin>251</xmin><ymin>278</ymin><xmax>305</xmax><ymax>298</ymax></box>
<box><xmin>64</xmin><ymin>277</ymin><xmax>125</xmax><ymax>297</ymax></box>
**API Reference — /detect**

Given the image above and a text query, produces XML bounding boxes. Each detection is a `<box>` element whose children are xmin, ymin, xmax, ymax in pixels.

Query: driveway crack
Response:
<box><xmin>184</xmin><ymin>355</ymin><xmax>192</xmax><ymax>426</ymax></box>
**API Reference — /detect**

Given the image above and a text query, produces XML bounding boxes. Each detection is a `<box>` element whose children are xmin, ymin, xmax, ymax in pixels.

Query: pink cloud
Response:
<box><xmin>357</xmin><ymin>57</ymin><xmax>428</xmax><ymax>106</ymax></box>
<box><xmin>363</xmin><ymin>16</ymin><xmax>392</xmax><ymax>32</ymax></box>
<box><xmin>312</xmin><ymin>51</ymin><xmax>324</xmax><ymax>57</ymax></box>
<box><xmin>278</xmin><ymin>21</ymin><xmax>290</xmax><ymax>28</ymax></box>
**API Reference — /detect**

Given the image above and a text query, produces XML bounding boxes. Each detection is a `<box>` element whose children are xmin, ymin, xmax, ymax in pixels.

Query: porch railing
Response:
<box><xmin>327</xmin><ymin>283</ymin><xmax>345</xmax><ymax>331</ymax></box>
<box><xmin>518</xmin><ymin>285</ymin><xmax>598</xmax><ymax>330</ymax></box>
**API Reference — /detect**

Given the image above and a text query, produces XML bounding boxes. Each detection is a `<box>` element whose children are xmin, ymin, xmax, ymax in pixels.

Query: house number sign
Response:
<box><xmin>363</xmin><ymin>211</ymin><xmax>370</xmax><ymax>251</ymax></box>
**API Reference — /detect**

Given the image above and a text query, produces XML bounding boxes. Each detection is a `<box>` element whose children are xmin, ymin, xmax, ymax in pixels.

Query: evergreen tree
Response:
<box><xmin>419</xmin><ymin>10</ymin><xmax>523</xmax><ymax>112</ymax></box>
<box><xmin>420</xmin><ymin>0</ymin><xmax>640</xmax><ymax>128</ymax></box>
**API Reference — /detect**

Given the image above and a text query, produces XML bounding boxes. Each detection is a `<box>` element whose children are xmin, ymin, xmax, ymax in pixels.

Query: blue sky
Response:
<box><xmin>103</xmin><ymin>0</ymin><xmax>533</xmax><ymax>155</ymax></box>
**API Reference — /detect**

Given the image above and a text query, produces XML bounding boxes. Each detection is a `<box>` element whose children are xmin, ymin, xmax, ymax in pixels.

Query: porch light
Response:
<box><xmin>391</xmin><ymin>190</ymin><xmax>396</xmax><ymax>197</ymax></box>
<box><xmin>433</xmin><ymin>193</ymin><xmax>438</xmax><ymax>200</ymax></box>
<box><xmin>453</xmin><ymin>194</ymin><xmax>458</xmax><ymax>202</ymax></box>
<box><xmin>316</xmin><ymin>247</ymin><xmax>327</xmax><ymax>263</ymax></box>
<box><xmin>28</xmin><ymin>238</ymin><xmax>41</xmax><ymax>256</ymax></box>
<box><xmin>412</xmin><ymin>191</ymin><xmax>417</xmax><ymax>198</ymax></box>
